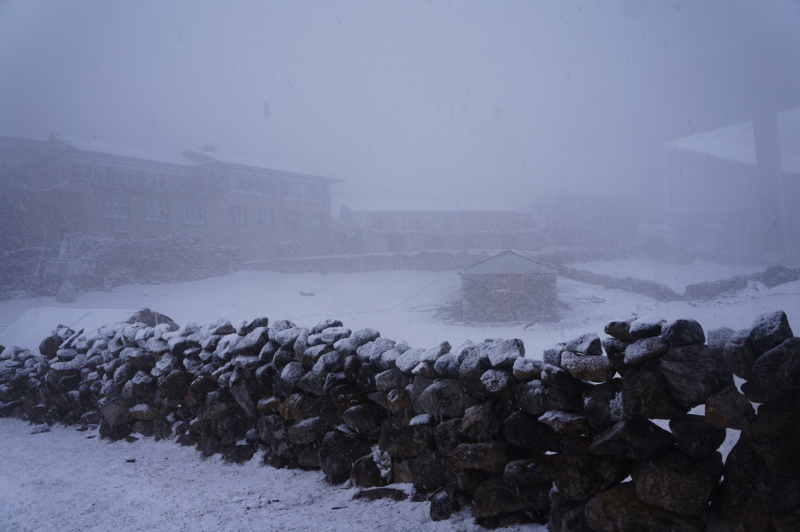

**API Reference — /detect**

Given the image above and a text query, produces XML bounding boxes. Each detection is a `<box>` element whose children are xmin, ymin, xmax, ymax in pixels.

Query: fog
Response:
<box><xmin>2</xmin><ymin>0</ymin><xmax>799</xmax><ymax>205</ymax></box>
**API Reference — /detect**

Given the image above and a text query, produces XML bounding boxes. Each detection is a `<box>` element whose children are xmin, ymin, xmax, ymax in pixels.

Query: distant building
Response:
<box><xmin>662</xmin><ymin>107</ymin><xmax>800</xmax><ymax>263</ymax></box>
<box><xmin>459</xmin><ymin>250</ymin><xmax>558</xmax><ymax>322</ymax></box>
<box><xmin>332</xmin><ymin>197</ymin><xmax>545</xmax><ymax>254</ymax></box>
<box><xmin>0</xmin><ymin>134</ymin><xmax>340</xmax><ymax>259</ymax></box>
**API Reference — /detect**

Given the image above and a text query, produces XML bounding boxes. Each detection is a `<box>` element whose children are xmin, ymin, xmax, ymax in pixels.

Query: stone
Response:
<box><xmin>352</xmin><ymin>487</ymin><xmax>408</xmax><ymax>502</ymax></box>
<box><xmin>295</xmin><ymin>371</ymin><xmax>325</xmax><ymax>396</ymax></box>
<box><xmin>280</xmin><ymin>362</ymin><xmax>305</xmax><ymax>389</ymax></box>
<box><xmin>669</xmin><ymin>414</ymin><xmax>726</xmax><ymax>459</ymax></box>
<box><xmin>119</xmin><ymin>347</ymin><xmax>156</xmax><ymax>369</ymax></box>
<box><xmin>549</xmin><ymin>489</ymin><xmax>591</xmax><ymax>532</ymax></box>
<box><xmin>461</xmin><ymin>400</ymin><xmax>504</xmax><ymax>441</ymax></box>
<box><xmin>604</xmin><ymin>318</ymin><xmax>636</xmax><ymax>343</ymax></box>
<box><xmin>350</xmin><ymin>454</ymin><xmax>389</xmax><ymax>488</ymax></box>
<box><xmin>378</xmin><ymin>419</ymin><xmax>434</xmax><ymax>460</ymax></box>
<box><xmin>129</xmin><ymin>403</ymin><xmax>156</xmax><ymax>421</ymax></box>
<box><xmin>343</xmin><ymin>404</ymin><xmax>386</xmax><ymax>437</ymax></box>
<box><xmin>230</xmin><ymin>327</ymin><xmax>270</xmax><ymax>358</ymax></box>
<box><xmin>601</xmin><ymin>338</ymin><xmax>628</xmax><ymax>375</ymax></box>
<box><xmin>432</xmin><ymin>353</ymin><xmax>461</xmax><ymax>379</ymax></box>
<box><xmin>512</xmin><ymin>357</ymin><xmax>543</xmax><ymax>381</ymax></box>
<box><xmin>752</xmin><ymin>337</ymin><xmax>800</xmax><ymax>394</ymax></box>
<box><xmin>287</xmin><ymin>417</ymin><xmax>328</xmax><ymax>445</ymax></box>
<box><xmin>632</xmin><ymin>450</ymin><xmax>723</xmax><ymax>516</ymax></box>
<box><xmin>660</xmin><ymin>344</ymin><xmax>733</xmax><ymax>408</ymax></box>
<box><xmin>221</xmin><ymin>445</ymin><xmax>255</xmax><ymax>464</ymax></box>
<box><xmin>407</xmin><ymin>375</ymin><xmax>434</xmax><ymax>415</ymax></box>
<box><xmin>502</xmin><ymin>411</ymin><xmax>559</xmax><ymax>451</ymax></box>
<box><xmin>538</xmin><ymin>411</ymin><xmax>588</xmax><ymax>436</ymax></box>
<box><xmin>197</xmin><ymin>435</ymin><xmax>219</xmax><ymax>457</ymax></box>
<box><xmin>481</xmin><ymin>338</ymin><xmax>524</xmax><ymax>368</ymax></box>
<box><xmin>560</xmin><ymin>352</ymin><xmax>615</xmax><ymax>382</ymax></box>
<box><xmin>318</xmin><ymin>431</ymin><xmax>372</xmax><ymax>484</ymax></box>
<box><xmin>374</xmin><ymin>367</ymin><xmax>410</xmax><ymax>393</ymax></box>
<box><xmin>407</xmin><ymin>449</ymin><xmax>447</xmax><ymax>491</ymax></box>
<box><xmin>583</xmin><ymin>378</ymin><xmax>623</xmax><ymax>432</ymax></box>
<box><xmin>707</xmin><ymin>326</ymin><xmax>735</xmax><ymax>360</ymax></box>
<box><xmin>623</xmin><ymin>336</ymin><xmax>669</xmax><ymax>365</ymax></box>
<box><xmin>449</xmin><ymin>443</ymin><xmax>510</xmax><ymax>474</ymax></box>
<box><xmin>565</xmin><ymin>332</ymin><xmax>602</xmax><ymax>356</ymax></box>
<box><xmin>386</xmin><ymin>388</ymin><xmax>413</xmax><ymax>416</ymax></box>
<box><xmin>543</xmin><ymin>345</ymin><xmax>564</xmax><ymax>367</ymax></box>
<box><xmin>356</xmin><ymin>362</ymin><xmax>381</xmax><ymax>393</ymax></box>
<box><xmin>541</xmin><ymin>364</ymin><xmax>587</xmax><ymax>394</ymax></box>
<box><xmin>503</xmin><ymin>456</ymin><xmax>559</xmax><ymax>486</ymax></box>
<box><xmin>773</xmin><ymin>509</ymin><xmax>800</xmax><ymax>532</ymax></box>
<box><xmin>417</xmin><ymin>379</ymin><xmax>476</xmax><ymax>419</ymax></box>
<box><xmin>329</xmin><ymin>384</ymin><xmax>370</xmax><ymax>412</ymax></box>
<box><xmin>589</xmin><ymin>419</ymin><xmax>674</xmax><ymax>461</ymax></box>
<box><xmin>418</xmin><ymin>341</ymin><xmax>451</xmax><ymax>364</ymax></box>
<box><xmin>718</xmin><ymin>432</ymin><xmax>770</xmax><ymax>531</ymax></box>
<box><xmin>723</xmin><ymin>329</ymin><xmax>759</xmax><ymax>381</ymax></box>
<box><xmin>334</xmin><ymin>327</ymin><xmax>379</xmax><ymax>355</ymax></box>
<box><xmin>479</xmin><ymin>368</ymin><xmax>516</xmax><ymax>394</ymax></box>
<box><xmin>741</xmin><ymin>380</ymin><xmax>796</xmax><ymax>404</ymax></box>
<box><xmin>554</xmin><ymin>436</ymin><xmax>633</xmax><ymax>502</ymax></box>
<box><xmin>705</xmin><ymin>383</ymin><xmax>756</xmax><ymax>430</ymax></box>
<box><xmin>629</xmin><ymin>317</ymin><xmax>666</xmax><ymax>339</ymax></box>
<box><xmin>749</xmin><ymin>404</ymin><xmax>800</xmax><ymax>476</ymax></box>
<box><xmin>472</xmin><ymin>476</ymin><xmax>550</xmax><ymax>520</ymax></box>
<box><xmin>278</xmin><ymin>393</ymin><xmax>318</xmax><ymax>420</ymax></box>
<box><xmin>394</xmin><ymin>348</ymin><xmax>422</xmax><ymax>374</ymax></box>
<box><xmin>584</xmin><ymin>483</ymin><xmax>705</xmax><ymax>532</ymax></box>
<box><xmin>458</xmin><ymin>349</ymin><xmax>492</xmax><ymax>398</ymax></box>
<box><xmin>661</xmin><ymin>318</ymin><xmax>705</xmax><ymax>347</ymax></box>
<box><xmin>757</xmin><ymin>471</ymin><xmax>800</xmax><ymax>514</ymax></box>
<box><xmin>218</xmin><ymin>407</ymin><xmax>250</xmax><ymax>446</ymax></box>
<box><xmin>323</xmin><ymin>372</ymin><xmax>348</xmax><ymax>394</ymax></box>
<box><xmin>749</xmin><ymin>310</ymin><xmax>793</xmax><ymax>356</ymax></box>
<box><xmin>516</xmin><ymin>380</ymin><xmax>581</xmax><ymax>416</ymax></box>
<box><xmin>433</xmin><ymin>418</ymin><xmax>465</xmax><ymax>456</ymax></box>
<box><xmin>430</xmin><ymin>489</ymin><xmax>460</xmax><ymax>521</ymax></box>
<box><xmin>621</xmin><ymin>360</ymin><xmax>689</xmax><ymax>420</ymax></box>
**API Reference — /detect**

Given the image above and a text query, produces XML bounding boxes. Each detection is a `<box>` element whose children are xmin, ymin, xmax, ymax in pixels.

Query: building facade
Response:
<box><xmin>459</xmin><ymin>250</ymin><xmax>558</xmax><ymax>322</ymax></box>
<box><xmin>1</xmin><ymin>134</ymin><xmax>339</xmax><ymax>259</ymax></box>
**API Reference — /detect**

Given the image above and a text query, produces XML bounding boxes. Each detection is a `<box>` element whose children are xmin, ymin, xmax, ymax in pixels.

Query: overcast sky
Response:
<box><xmin>1</xmin><ymin>0</ymin><xmax>798</xmax><ymax>207</ymax></box>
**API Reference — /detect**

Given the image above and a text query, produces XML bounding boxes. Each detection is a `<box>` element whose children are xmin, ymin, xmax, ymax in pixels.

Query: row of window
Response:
<box><xmin>62</xmin><ymin>163</ymin><xmax>324</xmax><ymax>202</ymax></box>
<box><xmin>102</xmin><ymin>195</ymin><xmax>324</xmax><ymax>230</ymax></box>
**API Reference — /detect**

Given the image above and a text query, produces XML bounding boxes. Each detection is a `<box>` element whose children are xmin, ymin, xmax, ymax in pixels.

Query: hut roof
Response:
<box><xmin>459</xmin><ymin>250</ymin><xmax>558</xmax><ymax>276</ymax></box>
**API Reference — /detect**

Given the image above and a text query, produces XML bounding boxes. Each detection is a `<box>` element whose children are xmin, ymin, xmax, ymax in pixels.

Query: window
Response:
<box><xmin>184</xmin><ymin>203</ymin><xmax>205</xmax><ymax>226</ymax></box>
<box><xmin>284</xmin><ymin>211</ymin><xmax>300</xmax><ymax>231</ymax></box>
<box><xmin>230</xmin><ymin>205</ymin><xmax>247</xmax><ymax>225</ymax></box>
<box><xmin>258</xmin><ymin>209</ymin><xmax>273</xmax><ymax>227</ymax></box>
<box><xmin>103</xmin><ymin>195</ymin><xmax>128</xmax><ymax>220</ymax></box>
<box><xmin>494</xmin><ymin>274</ymin><xmax>524</xmax><ymax>293</ymax></box>
<box><xmin>310</xmin><ymin>214</ymin><xmax>324</xmax><ymax>231</ymax></box>
<box><xmin>144</xmin><ymin>199</ymin><xmax>168</xmax><ymax>223</ymax></box>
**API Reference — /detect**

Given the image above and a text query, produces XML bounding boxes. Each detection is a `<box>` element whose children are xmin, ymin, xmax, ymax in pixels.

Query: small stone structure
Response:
<box><xmin>459</xmin><ymin>250</ymin><xmax>558</xmax><ymax>322</ymax></box>
<box><xmin>0</xmin><ymin>308</ymin><xmax>798</xmax><ymax>530</ymax></box>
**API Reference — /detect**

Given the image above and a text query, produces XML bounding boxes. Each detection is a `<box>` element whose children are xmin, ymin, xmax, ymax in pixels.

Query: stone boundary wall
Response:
<box><xmin>0</xmin><ymin>308</ymin><xmax>798</xmax><ymax>530</ymax></box>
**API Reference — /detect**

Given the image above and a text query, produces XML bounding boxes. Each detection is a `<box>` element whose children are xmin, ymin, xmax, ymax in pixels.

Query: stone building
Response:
<box><xmin>459</xmin><ymin>250</ymin><xmax>558</xmax><ymax>322</ymax></box>
<box><xmin>0</xmin><ymin>134</ymin><xmax>339</xmax><ymax>259</ymax></box>
<box><xmin>333</xmin><ymin>197</ymin><xmax>545</xmax><ymax>254</ymax></box>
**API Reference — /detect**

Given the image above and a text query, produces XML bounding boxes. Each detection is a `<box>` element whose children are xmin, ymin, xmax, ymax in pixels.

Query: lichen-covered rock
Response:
<box><xmin>749</xmin><ymin>404</ymin><xmax>800</xmax><ymax>476</ymax></box>
<box><xmin>623</xmin><ymin>336</ymin><xmax>669</xmax><ymax>365</ymax></box>
<box><xmin>660</xmin><ymin>344</ymin><xmax>732</xmax><ymax>408</ymax></box>
<box><xmin>479</xmin><ymin>368</ymin><xmax>516</xmax><ymax>394</ymax></box>
<box><xmin>512</xmin><ymin>357</ymin><xmax>543</xmax><ymax>381</ymax></box>
<box><xmin>705</xmin><ymin>383</ymin><xmax>756</xmax><ymax>430</ymax></box>
<box><xmin>319</xmin><ymin>431</ymin><xmax>372</xmax><ymax>484</ymax></box>
<box><xmin>749</xmin><ymin>310</ymin><xmax>793</xmax><ymax>356</ymax></box>
<box><xmin>669</xmin><ymin>414</ymin><xmax>726</xmax><ymax>459</ymax></box>
<box><xmin>584</xmin><ymin>483</ymin><xmax>705</xmax><ymax>532</ymax></box>
<box><xmin>632</xmin><ymin>450</ymin><xmax>723</xmax><ymax>516</ymax></box>
<box><xmin>589</xmin><ymin>419</ymin><xmax>674</xmax><ymax>461</ymax></box>
<box><xmin>752</xmin><ymin>337</ymin><xmax>800</xmax><ymax>394</ymax></box>
<box><xmin>417</xmin><ymin>379</ymin><xmax>476</xmax><ymax>419</ymax></box>
<box><xmin>661</xmin><ymin>318</ymin><xmax>705</xmax><ymax>347</ymax></box>
<box><xmin>707</xmin><ymin>326</ymin><xmax>735</xmax><ymax>360</ymax></box>
<box><xmin>472</xmin><ymin>475</ymin><xmax>550</xmax><ymax>520</ymax></box>
<box><xmin>560</xmin><ymin>352</ymin><xmax>615</xmax><ymax>382</ymax></box>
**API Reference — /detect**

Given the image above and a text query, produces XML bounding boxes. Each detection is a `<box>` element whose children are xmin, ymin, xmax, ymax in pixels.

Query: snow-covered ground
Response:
<box><xmin>568</xmin><ymin>258</ymin><xmax>763</xmax><ymax>294</ymax></box>
<box><xmin>0</xmin><ymin>264</ymin><xmax>797</xmax><ymax>531</ymax></box>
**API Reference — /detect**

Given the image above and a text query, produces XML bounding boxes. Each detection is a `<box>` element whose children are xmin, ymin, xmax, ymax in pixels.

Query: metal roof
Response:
<box><xmin>459</xmin><ymin>250</ymin><xmax>558</xmax><ymax>276</ymax></box>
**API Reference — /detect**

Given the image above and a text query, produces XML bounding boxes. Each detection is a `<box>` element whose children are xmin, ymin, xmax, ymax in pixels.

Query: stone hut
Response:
<box><xmin>459</xmin><ymin>249</ymin><xmax>558</xmax><ymax>322</ymax></box>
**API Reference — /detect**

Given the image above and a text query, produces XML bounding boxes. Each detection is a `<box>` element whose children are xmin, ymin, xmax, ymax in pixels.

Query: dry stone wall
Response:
<box><xmin>1</xmin><ymin>308</ymin><xmax>799</xmax><ymax>530</ymax></box>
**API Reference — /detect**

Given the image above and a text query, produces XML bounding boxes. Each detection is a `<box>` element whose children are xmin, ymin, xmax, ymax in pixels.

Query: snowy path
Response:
<box><xmin>0</xmin><ymin>419</ymin><xmax>545</xmax><ymax>532</ymax></box>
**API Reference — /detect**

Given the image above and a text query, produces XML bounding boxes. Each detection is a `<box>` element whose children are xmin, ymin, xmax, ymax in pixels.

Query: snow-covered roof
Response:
<box><xmin>341</xmin><ymin>196</ymin><xmax>516</xmax><ymax>212</ymax></box>
<box><xmin>459</xmin><ymin>250</ymin><xmax>558</xmax><ymax>276</ymax></box>
<box><xmin>664</xmin><ymin>108</ymin><xmax>800</xmax><ymax>175</ymax></box>
<box><xmin>54</xmin><ymin>136</ymin><xmax>194</xmax><ymax>166</ymax></box>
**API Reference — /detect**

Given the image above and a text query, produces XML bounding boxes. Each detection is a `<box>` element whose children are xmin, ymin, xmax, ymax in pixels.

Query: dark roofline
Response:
<box><xmin>458</xmin><ymin>249</ymin><xmax>557</xmax><ymax>276</ymax></box>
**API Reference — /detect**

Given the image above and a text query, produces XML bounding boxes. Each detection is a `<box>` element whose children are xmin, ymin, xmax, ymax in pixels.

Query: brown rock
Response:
<box><xmin>704</xmin><ymin>383</ymin><xmax>756</xmax><ymax>430</ymax></box>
